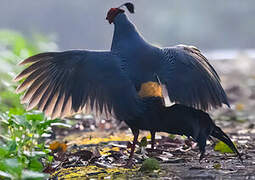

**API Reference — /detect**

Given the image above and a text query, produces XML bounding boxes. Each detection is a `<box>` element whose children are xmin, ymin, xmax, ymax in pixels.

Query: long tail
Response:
<box><xmin>211</xmin><ymin>125</ymin><xmax>242</xmax><ymax>162</ymax></box>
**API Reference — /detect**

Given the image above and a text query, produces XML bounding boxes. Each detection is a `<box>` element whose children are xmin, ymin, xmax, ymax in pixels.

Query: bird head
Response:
<box><xmin>106</xmin><ymin>2</ymin><xmax>134</xmax><ymax>24</ymax></box>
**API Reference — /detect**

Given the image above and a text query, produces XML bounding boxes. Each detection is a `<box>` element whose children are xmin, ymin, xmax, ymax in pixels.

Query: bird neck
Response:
<box><xmin>111</xmin><ymin>13</ymin><xmax>147</xmax><ymax>51</ymax></box>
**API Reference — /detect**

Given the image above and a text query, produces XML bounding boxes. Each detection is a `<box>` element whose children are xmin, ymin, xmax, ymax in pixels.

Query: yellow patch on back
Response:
<box><xmin>138</xmin><ymin>81</ymin><xmax>163</xmax><ymax>98</ymax></box>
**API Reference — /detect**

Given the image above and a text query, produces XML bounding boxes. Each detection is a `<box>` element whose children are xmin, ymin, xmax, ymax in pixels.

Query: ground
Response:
<box><xmin>47</xmin><ymin>57</ymin><xmax>255</xmax><ymax>179</ymax></box>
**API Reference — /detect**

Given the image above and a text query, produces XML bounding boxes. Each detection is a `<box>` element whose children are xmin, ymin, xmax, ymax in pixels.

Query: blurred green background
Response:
<box><xmin>0</xmin><ymin>30</ymin><xmax>58</xmax><ymax>112</ymax></box>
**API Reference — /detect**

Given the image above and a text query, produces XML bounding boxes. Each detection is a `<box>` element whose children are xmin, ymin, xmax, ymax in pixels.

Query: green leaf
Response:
<box><xmin>32</xmin><ymin>151</ymin><xmax>46</xmax><ymax>156</ymax></box>
<box><xmin>3</xmin><ymin>158</ymin><xmax>21</xmax><ymax>169</ymax></box>
<box><xmin>26</xmin><ymin>112</ymin><xmax>44</xmax><ymax>121</ymax></box>
<box><xmin>39</xmin><ymin>119</ymin><xmax>58</xmax><ymax>126</ymax></box>
<box><xmin>214</xmin><ymin>141</ymin><xmax>235</xmax><ymax>154</ymax></box>
<box><xmin>15</xmin><ymin>115</ymin><xmax>31</xmax><ymax>128</ymax></box>
<box><xmin>47</xmin><ymin>156</ymin><xmax>53</xmax><ymax>163</ymax></box>
<box><xmin>0</xmin><ymin>170</ymin><xmax>13</xmax><ymax>179</ymax></box>
<box><xmin>0</xmin><ymin>113</ymin><xmax>9</xmax><ymax>124</ymax></box>
<box><xmin>140</xmin><ymin>158</ymin><xmax>160</xmax><ymax>172</ymax></box>
<box><xmin>10</xmin><ymin>115</ymin><xmax>27</xmax><ymax>126</ymax></box>
<box><xmin>0</xmin><ymin>158</ymin><xmax>23</xmax><ymax>178</ymax></box>
<box><xmin>168</xmin><ymin>134</ymin><xmax>175</xmax><ymax>139</ymax></box>
<box><xmin>8</xmin><ymin>108</ymin><xmax>25</xmax><ymax>116</ymax></box>
<box><xmin>8</xmin><ymin>141</ymin><xmax>17</xmax><ymax>152</ymax></box>
<box><xmin>19</xmin><ymin>155</ymin><xmax>29</xmax><ymax>166</ymax></box>
<box><xmin>22</xmin><ymin>170</ymin><xmax>49</xmax><ymax>180</ymax></box>
<box><xmin>0</xmin><ymin>146</ymin><xmax>9</xmax><ymax>158</ymax></box>
<box><xmin>213</xmin><ymin>163</ymin><xmax>221</xmax><ymax>170</ymax></box>
<box><xmin>0</xmin><ymin>135</ymin><xmax>11</xmax><ymax>141</ymax></box>
<box><xmin>139</xmin><ymin>137</ymin><xmax>148</xmax><ymax>147</ymax></box>
<box><xmin>28</xmin><ymin>158</ymin><xmax>43</xmax><ymax>171</ymax></box>
<box><xmin>51</xmin><ymin>122</ymin><xmax>71</xmax><ymax>128</ymax></box>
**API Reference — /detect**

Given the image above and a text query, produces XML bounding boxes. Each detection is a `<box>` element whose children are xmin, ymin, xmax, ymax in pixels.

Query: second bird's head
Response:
<box><xmin>106</xmin><ymin>2</ymin><xmax>134</xmax><ymax>24</ymax></box>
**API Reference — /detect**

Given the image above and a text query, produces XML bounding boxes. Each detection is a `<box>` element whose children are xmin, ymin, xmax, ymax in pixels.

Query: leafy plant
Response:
<box><xmin>0</xmin><ymin>30</ymin><xmax>62</xmax><ymax>179</ymax></box>
<box><xmin>0</xmin><ymin>108</ymin><xmax>69</xmax><ymax>179</ymax></box>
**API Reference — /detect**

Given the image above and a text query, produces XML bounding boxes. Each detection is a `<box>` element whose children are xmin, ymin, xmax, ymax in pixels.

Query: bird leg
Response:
<box><xmin>150</xmin><ymin>130</ymin><xmax>156</xmax><ymax>149</ymax></box>
<box><xmin>125</xmin><ymin>128</ymin><xmax>139</xmax><ymax>167</ymax></box>
<box><xmin>197</xmin><ymin>135</ymin><xmax>206</xmax><ymax>162</ymax></box>
<box><xmin>199</xmin><ymin>150</ymin><xmax>205</xmax><ymax>162</ymax></box>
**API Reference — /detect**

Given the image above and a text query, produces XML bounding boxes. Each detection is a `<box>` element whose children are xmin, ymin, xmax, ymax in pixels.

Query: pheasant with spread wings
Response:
<box><xmin>15</xmin><ymin>3</ymin><xmax>242</xmax><ymax>166</ymax></box>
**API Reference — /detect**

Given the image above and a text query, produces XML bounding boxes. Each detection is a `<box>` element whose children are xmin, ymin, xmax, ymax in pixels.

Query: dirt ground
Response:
<box><xmin>48</xmin><ymin>57</ymin><xmax>255</xmax><ymax>179</ymax></box>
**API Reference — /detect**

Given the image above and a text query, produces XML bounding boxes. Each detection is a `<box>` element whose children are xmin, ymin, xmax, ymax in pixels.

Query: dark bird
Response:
<box><xmin>143</xmin><ymin>98</ymin><xmax>242</xmax><ymax>162</ymax></box>
<box><xmin>14</xmin><ymin>3</ymin><xmax>241</xmax><ymax>166</ymax></box>
<box><xmin>107</xmin><ymin>3</ymin><xmax>236</xmax><ymax>161</ymax></box>
<box><xmin>108</xmin><ymin>3</ymin><xmax>229</xmax><ymax>111</ymax></box>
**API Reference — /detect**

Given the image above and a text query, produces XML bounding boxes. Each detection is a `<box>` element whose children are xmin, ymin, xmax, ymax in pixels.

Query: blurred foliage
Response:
<box><xmin>0</xmin><ymin>30</ymin><xmax>61</xmax><ymax>179</ymax></box>
<box><xmin>0</xmin><ymin>110</ymin><xmax>52</xmax><ymax>179</ymax></box>
<box><xmin>0</xmin><ymin>29</ymin><xmax>58</xmax><ymax>112</ymax></box>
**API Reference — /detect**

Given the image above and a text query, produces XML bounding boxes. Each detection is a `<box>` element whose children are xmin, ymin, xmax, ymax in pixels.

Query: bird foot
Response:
<box><xmin>199</xmin><ymin>152</ymin><xmax>207</xmax><ymax>163</ymax></box>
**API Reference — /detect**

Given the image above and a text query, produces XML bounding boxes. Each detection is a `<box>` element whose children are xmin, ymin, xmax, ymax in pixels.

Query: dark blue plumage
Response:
<box><xmin>138</xmin><ymin>98</ymin><xmax>242</xmax><ymax>161</ymax></box>
<box><xmin>15</xmin><ymin>50</ymin><xmax>143</xmax><ymax>121</ymax></box>
<box><xmin>111</xmin><ymin>12</ymin><xmax>229</xmax><ymax>111</ymax></box>
<box><xmin>14</xmin><ymin>3</ymin><xmax>241</xmax><ymax>166</ymax></box>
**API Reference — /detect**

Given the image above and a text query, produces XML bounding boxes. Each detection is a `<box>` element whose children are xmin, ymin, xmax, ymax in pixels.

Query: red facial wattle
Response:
<box><xmin>106</xmin><ymin>8</ymin><xmax>125</xmax><ymax>24</ymax></box>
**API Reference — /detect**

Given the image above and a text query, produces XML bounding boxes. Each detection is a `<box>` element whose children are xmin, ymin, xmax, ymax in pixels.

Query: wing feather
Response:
<box><xmin>15</xmin><ymin>50</ymin><xmax>142</xmax><ymax>119</ymax></box>
<box><xmin>159</xmin><ymin>45</ymin><xmax>229</xmax><ymax>111</ymax></box>
<box><xmin>14</xmin><ymin>60</ymin><xmax>50</xmax><ymax>82</ymax></box>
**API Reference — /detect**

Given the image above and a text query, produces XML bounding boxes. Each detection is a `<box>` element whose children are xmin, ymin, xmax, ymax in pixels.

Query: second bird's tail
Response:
<box><xmin>211</xmin><ymin>125</ymin><xmax>242</xmax><ymax>162</ymax></box>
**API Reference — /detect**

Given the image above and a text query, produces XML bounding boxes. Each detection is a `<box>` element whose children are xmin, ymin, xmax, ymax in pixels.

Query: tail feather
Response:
<box><xmin>211</xmin><ymin>125</ymin><xmax>242</xmax><ymax>162</ymax></box>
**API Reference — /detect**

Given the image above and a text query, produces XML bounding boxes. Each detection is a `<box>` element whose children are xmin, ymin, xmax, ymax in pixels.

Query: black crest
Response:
<box><xmin>120</xmin><ymin>2</ymin><xmax>135</xmax><ymax>13</ymax></box>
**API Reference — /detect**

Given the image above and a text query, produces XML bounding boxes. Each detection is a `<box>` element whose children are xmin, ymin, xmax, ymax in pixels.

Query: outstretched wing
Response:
<box><xmin>158</xmin><ymin>45</ymin><xmax>229</xmax><ymax>111</ymax></box>
<box><xmin>14</xmin><ymin>50</ymin><xmax>142</xmax><ymax>119</ymax></box>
